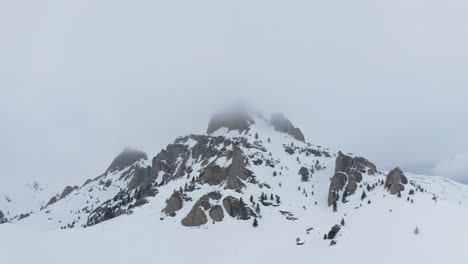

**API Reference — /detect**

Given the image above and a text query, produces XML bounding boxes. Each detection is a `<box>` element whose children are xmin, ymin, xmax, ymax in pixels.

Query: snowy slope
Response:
<box><xmin>1</xmin><ymin>108</ymin><xmax>467</xmax><ymax>263</ymax></box>
<box><xmin>0</xmin><ymin>181</ymin><xmax>51</xmax><ymax>222</ymax></box>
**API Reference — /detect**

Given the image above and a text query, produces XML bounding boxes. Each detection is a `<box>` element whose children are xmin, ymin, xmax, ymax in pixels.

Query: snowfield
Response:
<box><xmin>1</xmin><ymin>111</ymin><xmax>468</xmax><ymax>264</ymax></box>
<box><xmin>2</xmin><ymin>195</ymin><xmax>468</xmax><ymax>264</ymax></box>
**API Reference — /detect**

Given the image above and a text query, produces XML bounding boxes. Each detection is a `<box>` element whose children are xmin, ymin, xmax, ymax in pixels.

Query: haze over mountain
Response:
<box><xmin>2</xmin><ymin>1</ymin><xmax>468</xmax><ymax>192</ymax></box>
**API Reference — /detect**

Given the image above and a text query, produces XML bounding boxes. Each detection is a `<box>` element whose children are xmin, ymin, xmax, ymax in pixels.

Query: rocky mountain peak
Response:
<box><xmin>106</xmin><ymin>148</ymin><xmax>148</xmax><ymax>174</ymax></box>
<box><xmin>269</xmin><ymin>113</ymin><xmax>305</xmax><ymax>142</ymax></box>
<box><xmin>206</xmin><ymin>106</ymin><xmax>256</xmax><ymax>134</ymax></box>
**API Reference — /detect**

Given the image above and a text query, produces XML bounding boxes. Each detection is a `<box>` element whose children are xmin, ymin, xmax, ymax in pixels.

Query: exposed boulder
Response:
<box><xmin>385</xmin><ymin>167</ymin><xmax>408</xmax><ymax>195</ymax></box>
<box><xmin>207</xmin><ymin>107</ymin><xmax>254</xmax><ymax>134</ymax></box>
<box><xmin>270</xmin><ymin>113</ymin><xmax>305</xmax><ymax>142</ymax></box>
<box><xmin>163</xmin><ymin>191</ymin><xmax>183</xmax><ymax>215</ymax></box>
<box><xmin>106</xmin><ymin>148</ymin><xmax>148</xmax><ymax>173</ymax></box>
<box><xmin>299</xmin><ymin>167</ymin><xmax>310</xmax><ymax>182</ymax></box>
<box><xmin>209</xmin><ymin>205</ymin><xmax>224</xmax><ymax>222</ymax></box>
<box><xmin>181</xmin><ymin>207</ymin><xmax>208</xmax><ymax>227</ymax></box>
<box><xmin>223</xmin><ymin>196</ymin><xmax>256</xmax><ymax>220</ymax></box>
<box><xmin>181</xmin><ymin>195</ymin><xmax>212</xmax><ymax>227</ymax></box>
<box><xmin>207</xmin><ymin>191</ymin><xmax>222</xmax><ymax>200</ymax></box>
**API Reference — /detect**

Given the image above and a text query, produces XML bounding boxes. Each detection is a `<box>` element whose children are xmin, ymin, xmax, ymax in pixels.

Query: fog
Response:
<box><xmin>1</xmin><ymin>0</ymin><xmax>468</xmax><ymax>190</ymax></box>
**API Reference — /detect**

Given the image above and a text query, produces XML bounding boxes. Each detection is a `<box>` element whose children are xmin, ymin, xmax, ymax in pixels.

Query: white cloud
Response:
<box><xmin>432</xmin><ymin>153</ymin><xmax>468</xmax><ymax>183</ymax></box>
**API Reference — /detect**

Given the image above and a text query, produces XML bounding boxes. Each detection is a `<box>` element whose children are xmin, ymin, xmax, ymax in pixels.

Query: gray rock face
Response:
<box><xmin>46</xmin><ymin>196</ymin><xmax>58</xmax><ymax>207</ymax></box>
<box><xmin>207</xmin><ymin>108</ymin><xmax>254</xmax><ymax>134</ymax></box>
<box><xmin>107</xmin><ymin>148</ymin><xmax>148</xmax><ymax>173</ymax></box>
<box><xmin>209</xmin><ymin>205</ymin><xmax>224</xmax><ymax>222</ymax></box>
<box><xmin>127</xmin><ymin>166</ymin><xmax>151</xmax><ymax>190</ymax></box>
<box><xmin>163</xmin><ymin>191</ymin><xmax>183</xmax><ymax>215</ymax></box>
<box><xmin>223</xmin><ymin>196</ymin><xmax>256</xmax><ymax>220</ymax></box>
<box><xmin>59</xmin><ymin>186</ymin><xmax>77</xmax><ymax>200</ymax></box>
<box><xmin>181</xmin><ymin>195</ymin><xmax>211</xmax><ymax>227</ymax></box>
<box><xmin>207</xmin><ymin>191</ymin><xmax>222</xmax><ymax>200</ymax></box>
<box><xmin>328</xmin><ymin>151</ymin><xmax>375</xmax><ymax>206</ymax></box>
<box><xmin>147</xmin><ymin>143</ymin><xmax>190</xmax><ymax>187</ymax></box>
<box><xmin>385</xmin><ymin>167</ymin><xmax>408</xmax><ymax>195</ymax></box>
<box><xmin>299</xmin><ymin>167</ymin><xmax>310</xmax><ymax>182</ymax></box>
<box><xmin>270</xmin><ymin>113</ymin><xmax>305</xmax><ymax>142</ymax></box>
<box><xmin>198</xmin><ymin>146</ymin><xmax>250</xmax><ymax>191</ymax></box>
<box><xmin>199</xmin><ymin>165</ymin><xmax>228</xmax><ymax>186</ymax></box>
<box><xmin>181</xmin><ymin>207</ymin><xmax>208</xmax><ymax>227</ymax></box>
<box><xmin>226</xmin><ymin>146</ymin><xmax>247</xmax><ymax>190</ymax></box>
<box><xmin>328</xmin><ymin>172</ymin><xmax>347</xmax><ymax>206</ymax></box>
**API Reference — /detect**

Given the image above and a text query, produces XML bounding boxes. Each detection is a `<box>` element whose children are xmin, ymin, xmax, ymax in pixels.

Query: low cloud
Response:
<box><xmin>432</xmin><ymin>154</ymin><xmax>468</xmax><ymax>184</ymax></box>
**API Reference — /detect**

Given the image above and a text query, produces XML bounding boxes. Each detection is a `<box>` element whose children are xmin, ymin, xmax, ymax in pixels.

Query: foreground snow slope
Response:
<box><xmin>1</xmin><ymin>193</ymin><xmax>467</xmax><ymax>264</ymax></box>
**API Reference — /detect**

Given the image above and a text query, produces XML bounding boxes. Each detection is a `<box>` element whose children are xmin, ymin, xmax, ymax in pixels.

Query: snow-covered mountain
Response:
<box><xmin>2</xmin><ymin>107</ymin><xmax>468</xmax><ymax>263</ymax></box>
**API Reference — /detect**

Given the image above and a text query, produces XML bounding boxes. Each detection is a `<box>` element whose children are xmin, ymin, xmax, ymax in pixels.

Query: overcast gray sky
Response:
<box><xmin>1</xmin><ymin>0</ymin><xmax>468</xmax><ymax>191</ymax></box>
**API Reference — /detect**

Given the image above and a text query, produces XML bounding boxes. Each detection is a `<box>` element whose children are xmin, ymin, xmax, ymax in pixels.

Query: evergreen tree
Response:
<box><xmin>341</xmin><ymin>218</ymin><xmax>345</xmax><ymax>226</ymax></box>
<box><xmin>368</xmin><ymin>199</ymin><xmax>371</xmax><ymax>204</ymax></box>
<box><xmin>250</xmin><ymin>195</ymin><xmax>254</xmax><ymax>204</ymax></box>
<box><xmin>342</xmin><ymin>191</ymin><xmax>348</xmax><ymax>203</ymax></box>
<box><xmin>324</xmin><ymin>234</ymin><xmax>327</xmax><ymax>240</ymax></box>
<box><xmin>361</xmin><ymin>190</ymin><xmax>367</xmax><ymax>201</ymax></box>
<box><xmin>270</xmin><ymin>193</ymin><xmax>274</xmax><ymax>200</ymax></box>
<box><xmin>255</xmin><ymin>133</ymin><xmax>259</xmax><ymax>140</ymax></box>
<box><xmin>253</xmin><ymin>218</ymin><xmax>258</xmax><ymax>227</ymax></box>
<box><xmin>255</xmin><ymin>203</ymin><xmax>261</xmax><ymax>214</ymax></box>
<box><xmin>333</xmin><ymin>200</ymin><xmax>338</xmax><ymax>212</ymax></box>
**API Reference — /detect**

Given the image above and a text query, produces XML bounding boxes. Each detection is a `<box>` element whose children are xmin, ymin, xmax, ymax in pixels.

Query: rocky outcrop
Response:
<box><xmin>226</xmin><ymin>146</ymin><xmax>248</xmax><ymax>190</ymax></box>
<box><xmin>223</xmin><ymin>196</ymin><xmax>256</xmax><ymax>220</ymax></box>
<box><xmin>46</xmin><ymin>196</ymin><xmax>58</xmax><ymax>206</ymax></box>
<box><xmin>270</xmin><ymin>113</ymin><xmax>305</xmax><ymax>142</ymax></box>
<box><xmin>198</xmin><ymin>146</ymin><xmax>250</xmax><ymax>191</ymax></box>
<box><xmin>328</xmin><ymin>151</ymin><xmax>375</xmax><ymax>206</ymax></box>
<box><xmin>106</xmin><ymin>148</ymin><xmax>148</xmax><ymax>173</ymax></box>
<box><xmin>148</xmin><ymin>143</ymin><xmax>190</xmax><ymax>185</ymax></box>
<box><xmin>327</xmin><ymin>172</ymin><xmax>348</xmax><ymax>206</ymax></box>
<box><xmin>163</xmin><ymin>191</ymin><xmax>183</xmax><ymax>215</ymax></box>
<box><xmin>207</xmin><ymin>107</ymin><xmax>254</xmax><ymax>134</ymax></box>
<box><xmin>299</xmin><ymin>167</ymin><xmax>310</xmax><ymax>182</ymax></box>
<box><xmin>181</xmin><ymin>195</ymin><xmax>211</xmax><ymax>227</ymax></box>
<box><xmin>385</xmin><ymin>167</ymin><xmax>408</xmax><ymax>195</ymax></box>
<box><xmin>181</xmin><ymin>207</ymin><xmax>208</xmax><ymax>227</ymax></box>
<box><xmin>209</xmin><ymin>205</ymin><xmax>224</xmax><ymax>222</ymax></box>
<box><xmin>59</xmin><ymin>186</ymin><xmax>77</xmax><ymax>199</ymax></box>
